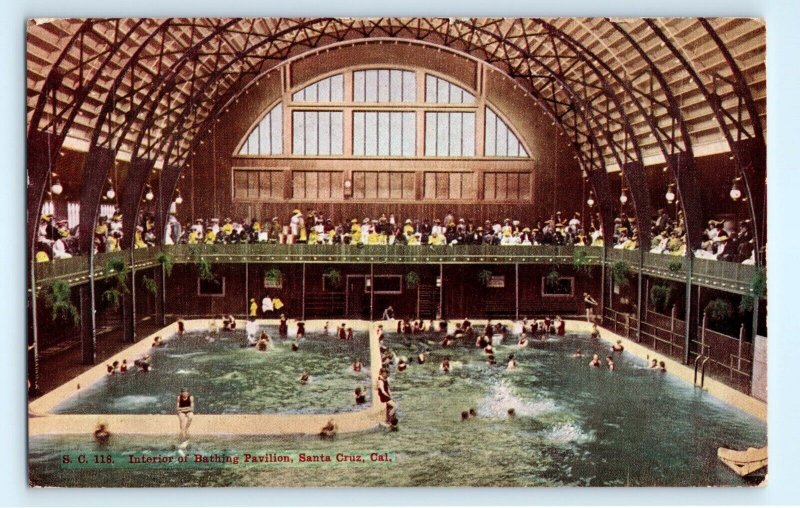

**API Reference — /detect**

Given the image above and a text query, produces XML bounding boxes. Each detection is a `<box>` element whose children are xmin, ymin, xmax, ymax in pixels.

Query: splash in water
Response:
<box><xmin>477</xmin><ymin>380</ymin><xmax>558</xmax><ymax>418</ymax></box>
<box><xmin>539</xmin><ymin>422</ymin><xmax>595</xmax><ymax>445</ymax></box>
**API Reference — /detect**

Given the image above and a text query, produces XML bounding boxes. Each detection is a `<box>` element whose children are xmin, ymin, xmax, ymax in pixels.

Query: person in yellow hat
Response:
<box><xmin>249</xmin><ymin>298</ymin><xmax>258</xmax><ymax>317</ymax></box>
<box><xmin>133</xmin><ymin>226</ymin><xmax>147</xmax><ymax>249</ymax></box>
<box><xmin>203</xmin><ymin>227</ymin><xmax>217</xmax><ymax>245</ymax></box>
<box><xmin>222</xmin><ymin>218</ymin><xmax>234</xmax><ymax>236</ymax></box>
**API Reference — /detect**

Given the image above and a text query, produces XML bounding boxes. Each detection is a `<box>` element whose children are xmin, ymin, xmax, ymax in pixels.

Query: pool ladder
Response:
<box><xmin>693</xmin><ymin>355</ymin><xmax>711</xmax><ymax>388</ymax></box>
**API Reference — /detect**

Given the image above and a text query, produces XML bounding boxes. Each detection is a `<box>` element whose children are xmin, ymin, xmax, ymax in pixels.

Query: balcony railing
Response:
<box><xmin>31</xmin><ymin>244</ymin><xmax>759</xmax><ymax>295</ymax></box>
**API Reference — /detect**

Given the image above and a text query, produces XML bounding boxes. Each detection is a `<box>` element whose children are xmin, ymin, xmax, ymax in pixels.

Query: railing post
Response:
<box><xmin>701</xmin><ymin>311</ymin><xmax>708</xmax><ymax>357</ymax></box>
<box><xmin>636</xmin><ymin>249</ymin><xmax>644</xmax><ymax>342</ymax></box>
<box><xmin>738</xmin><ymin>323</ymin><xmax>745</xmax><ymax>372</ymax></box>
<box><xmin>683</xmin><ymin>254</ymin><xmax>694</xmax><ymax>365</ymax></box>
<box><xmin>301</xmin><ymin>263</ymin><xmax>306</xmax><ymax>321</ymax></box>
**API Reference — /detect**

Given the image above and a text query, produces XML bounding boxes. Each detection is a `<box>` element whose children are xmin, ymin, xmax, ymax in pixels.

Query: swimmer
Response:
<box><xmin>417</xmin><ymin>351</ymin><xmax>426</xmax><ymax>364</ymax></box>
<box><xmin>352</xmin><ymin>358</ymin><xmax>363</xmax><ymax>372</ymax></box>
<box><xmin>591</xmin><ymin>324</ymin><xmax>600</xmax><ymax>340</ymax></box>
<box><xmin>134</xmin><ymin>355</ymin><xmax>151</xmax><ymax>372</ymax></box>
<box><xmin>152</xmin><ymin>336</ymin><xmax>163</xmax><ymax>347</ymax></box>
<box><xmin>338</xmin><ymin>323</ymin><xmax>347</xmax><ymax>340</ymax></box>
<box><xmin>440</xmin><ymin>335</ymin><xmax>455</xmax><ymax>347</ymax></box>
<box><xmin>659</xmin><ymin>361</ymin><xmax>667</xmax><ymax>373</ymax></box>
<box><xmin>299</xmin><ymin>371</ymin><xmax>310</xmax><ymax>384</ymax></box>
<box><xmin>354</xmin><ymin>387</ymin><xmax>367</xmax><ymax>405</ymax></box>
<box><xmin>291</xmin><ymin>341</ymin><xmax>299</xmax><ymax>352</ymax></box>
<box><xmin>507</xmin><ymin>408</ymin><xmax>516</xmax><ymax>418</ymax></box>
<box><xmin>177</xmin><ymin>319</ymin><xmax>185</xmax><ymax>336</ymax></box>
<box><xmin>106</xmin><ymin>364</ymin><xmax>114</xmax><ymax>375</ymax></box>
<box><xmin>319</xmin><ymin>419</ymin><xmax>337</xmax><ymax>440</ymax></box>
<box><xmin>346</xmin><ymin>327</ymin><xmax>354</xmax><ymax>341</ymax></box>
<box><xmin>256</xmin><ymin>337</ymin><xmax>268</xmax><ymax>351</ymax></box>
<box><xmin>555</xmin><ymin>316</ymin><xmax>566</xmax><ymax>336</ymax></box>
<box><xmin>93</xmin><ymin>423</ymin><xmax>110</xmax><ymax>445</ymax></box>
<box><xmin>176</xmin><ymin>388</ymin><xmax>194</xmax><ymax>440</ymax></box>
<box><xmin>440</xmin><ymin>356</ymin><xmax>451</xmax><ymax>374</ymax></box>
<box><xmin>397</xmin><ymin>357</ymin><xmax>408</xmax><ymax>372</ymax></box>
<box><xmin>278</xmin><ymin>314</ymin><xmax>288</xmax><ymax>337</ymax></box>
<box><xmin>650</xmin><ymin>359</ymin><xmax>659</xmax><ymax>369</ymax></box>
<box><xmin>573</xmin><ymin>348</ymin><xmax>583</xmax><ymax>358</ymax></box>
<box><xmin>227</xmin><ymin>314</ymin><xmax>236</xmax><ymax>330</ymax></box>
<box><xmin>506</xmin><ymin>353</ymin><xmax>517</xmax><ymax>370</ymax></box>
<box><xmin>486</xmin><ymin>354</ymin><xmax>497</xmax><ymax>366</ymax></box>
<box><xmin>208</xmin><ymin>319</ymin><xmax>218</xmax><ymax>335</ymax></box>
<box><xmin>612</xmin><ymin>340</ymin><xmax>624</xmax><ymax>352</ymax></box>
<box><xmin>517</xmin><ymin>334</ymin><xmax>529</xmax><ymax>348</ymax></box>
<box><xmin>377</xmin><ymin>369</ymin><xmax>393</xmax><ymax>423</ymax></box>
<box><xmin>119</xmin><ymin>359</ymin><xmax>127</xmax><ymax>373</ymax></box>
<box><xmin>296</xmin><ymin>320</ymin><xmax>305</xmax><ymax>338</ymax></box>
<box><xmin>606</xmin><ymin>356</ymin><xmax>615</xmax><ymax>371</ymax></box>
<box><xmin>322</xmin><ymin>321</ymin><xmax>329</xmax><ymax>335</ymax></box>
<box><xmin>476</xmin><ymin>334</ymin><xmax>489</xmax><ymax>349</ymax></box>
<box><xmin>461</xmin><ymin>410</ymin><xmax>470</xmax><ymax>421</ymax></box>
<box><xmin>484</xmin><ymin>343</ymin><xmax>494</xmax><ymax>356</ymax></box>
<box><xmin>588</xmin><ymin>354</ymin><xmax>601</xmax><ymax>368</ymax></box>
<box><xmin>469</xmin><ymin>408</ymin><xmax>477</xmax><ymax>418</ymax></box>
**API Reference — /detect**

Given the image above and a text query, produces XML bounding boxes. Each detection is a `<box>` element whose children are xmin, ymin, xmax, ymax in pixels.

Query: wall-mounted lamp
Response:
<box><xmin>51</xmin><ymin>173</ymin><xmax>63</xmax><ymax>195</ymax></box>
<box><xmin>730</xmin><ymin>177</ymin><xmax>742</xmax><ymax>201</ymax></box>
<box><xmin>586</xmin><ymin>190</ymin><xmax>595</xmax><ymax>208</ymax></box>
<box><xmin>144</xmin><ymin>184</ymin><xmax>154</xmax><ymax>201</ymax></box>
<box><xmin>619</xmin><ymin>188</ymin><xmax>628</xmax><ymax>205</ymax></box>
<box><xmin>665</xmin><ymin>183</ymin><xmax>676</xmax><ymax>204</ymax></box>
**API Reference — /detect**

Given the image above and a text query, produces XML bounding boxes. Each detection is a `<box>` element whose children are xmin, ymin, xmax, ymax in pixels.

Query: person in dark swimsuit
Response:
<box><xmin>94</xmin><ymin>423</ymin><xmax>111</xmax><ymax>445</ymax></box>
<box><xmin>346</xmin><ymin>327</ymin><xmax>354</xmax><ymax>340</ymax></box>
<box><xmin>397</xmin><ymin>357</ymin><xmax>408</xmax><ymax>372</ymax></box>
<box><xmin>291</xmin><ymin>341</ymin><xmax>299</xmax><ymax>352</ymax></box>
<box><xmin>354</xmin><ymin>387</ymin><xmax>367</xmax><ymax>405</ymax></box>
<box><xmin>319</xmin><ymin>419</ymin><xmax>337</xmax><ymax>440</ymax></box>
<box><xmin>377</xmin><ymin>369</ymin><xmax>393</xmax><ymax>422</ymax></box>
<box><xmin>176</xmin><ymin>388</ymin><xmax>194</xmax><ymax>440</ymax></box>
<box><xmin>299</xmin><ymin>371</ymin><xmax>310</xmax><ymax>384</ymax></box>
<box><xmin>338</xmin><ymin>323</ymin><xmax>347</xmax><ymax>340</ymax></box>
<box><xmin>589</xmin><ymin>354</ymin><xmax>601</xmax><ymax>368</ymax></box>
<box><xmin>177</xmin><ymin>319</ymin><xmax>185</xmax><ymax>336</ymax></box>
<box><xmin>278</xmin><ymin>314</ymin><xmax>288</xmax><ymax>337</ymax></box>
<box><xmin>352</xmin><ymin>358</ymin><xmax>363</xmax><ymax>372</ymax></box>
<box><xmin>611</xmin><ymin>340</ymin><xmax>624</xmax><ymax>352</ymax></box>
<box><xmin>296</xmin><ymin>321</ymin><xmax>305</xmax><ymax>339</ymax></box>
<box><xmin>119</xmin><ymin>359</ymin><xmax>127</xmax><ymax>373</ymax></box>
<box><xmin>440</xmin><ymin>356</ymin><xmax>451</xmax><ymax>373</ymax></box>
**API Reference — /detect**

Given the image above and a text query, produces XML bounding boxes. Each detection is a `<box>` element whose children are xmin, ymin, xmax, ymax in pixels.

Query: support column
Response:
<box><xmin>301</xmin><ymin>263</ymin><xmax>306</xmax><ymax>321</ymax></box>
<box><xmin>439</xmin><ymin>264</ymin><xmax>444</xmax><ymax>320</ymax></box>
<box><xmin>154</xmin><ymin>267</ymin><xmax>164</xmax><ymax>325</ymax></box>
<box><xmin>636</xmin><ymin>250</ymin><xmax>644</xmax><ymax>342</ymax></box>
<box><xmin>515</xmin><ymin>263</ymin><xmax>520</xmax><ymax>321</ymax></box>
<box><xmin>683</xmin><ymin>255</ymin><xmax>695</xmax><ymax>365</ymax></box>
<box><xmin>370</xmin><ymin>263</ymin><xmax>375</xmax><ymax>321</ymax></box>
<box><xmin>28</xmin><ymin>258</ymin><xmax>40</xmax><ymax>394</ymax></box>
<box><xmin>79</xmin><ymin>284</ymin><xmax>96</xmax><ymax>365</ymax></box>
<box><xmin>245</xmin><ymin>260</ymin><xmax>249</xmax><ymax>318</ymax></box>
<box><xmin>159</xmin><ymin>264</ymin><xmax>167</xmax><ymax>326</ymax></box>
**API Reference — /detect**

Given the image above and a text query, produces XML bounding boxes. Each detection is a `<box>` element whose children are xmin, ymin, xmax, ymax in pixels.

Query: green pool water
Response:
<box><xmin>50</xmin><ymin>327</ymin><xmax>371</xmax><ymax>415</ymax></box>
<box><xmin>30</xmin><ymin>330</ymin><xmax>766</xmax><ymax>487</ymax></box>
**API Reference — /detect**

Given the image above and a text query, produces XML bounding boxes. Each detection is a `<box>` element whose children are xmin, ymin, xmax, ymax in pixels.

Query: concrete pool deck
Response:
<box><xmin>29</xmin><ymin>318</ymin><xmax>765</xmax><ymax>438</ymax></box>
<box><xmin>29</xmin><ymin>319</ymin><xmax>384</xmax><ymax>437</ymax></box>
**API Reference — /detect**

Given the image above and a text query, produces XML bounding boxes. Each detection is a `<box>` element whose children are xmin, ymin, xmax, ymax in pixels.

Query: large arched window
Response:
<box><xmin>485</xmin><ymin>106</ymin><xmax>528</xmax><ymax>157</ymax></box>
<box><xmin>237</xmin><ymin>102</ymin><xmax>283</xmax><ymax>155</ymax></box>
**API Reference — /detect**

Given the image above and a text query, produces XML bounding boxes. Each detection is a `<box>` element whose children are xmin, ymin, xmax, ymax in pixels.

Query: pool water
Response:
<box><xmin>30</xmin><ymin>331</ymin><xmax>766</xmax><ymax>487</ymax></box>
<box><xmin>51</xmin><ymin>327</ymin><xmax>371</xmax><ymax>415</ymax></box>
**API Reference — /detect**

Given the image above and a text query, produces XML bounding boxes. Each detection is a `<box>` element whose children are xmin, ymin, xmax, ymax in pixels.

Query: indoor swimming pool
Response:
<box><xmin>50</xmin><ymin>326</ymin><xmax>372</xmax><ymax>415</ymax></box>
<box><xmin>29</xmin><ymin>325</ymin><xmax>766</xmax><ymax>487</ymax></box>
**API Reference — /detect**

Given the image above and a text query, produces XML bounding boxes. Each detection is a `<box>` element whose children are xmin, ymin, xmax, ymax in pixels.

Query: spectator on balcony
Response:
<box><xmin>52</xmin><ymin>222</ymin><xmax>73</xmax><ymax>259</ymax></box>
<box><xmin>133</xmin><ymin>226</ymin><xmax>147</xmax><ymax>249</ymax></box>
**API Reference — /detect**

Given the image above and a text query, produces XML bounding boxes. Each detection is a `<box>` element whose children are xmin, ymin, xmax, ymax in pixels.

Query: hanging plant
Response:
<box><xmin>102</xmin><ymin>255</ymin><xmax>130</xmax><ymax>310</ymax></box>
<box><xmin>705</xmin><ymin>298</ymin><xmax>734</xmax><ymax>324</ymax></box>
<box><xmin>611</xmin><ymin>260</ymin><xmax>630</xmax><ymax>288</ymax></box>
<box><xmin>545</xmin><ymin>268</ymin><xmax>561</xmax><ymax>287</ymax></box>
<box><xmin>477</xmin><ymin>269</ymin><xmax>493</xmax><ymax>287</ymax></box>
<box><xmin>573</xmin><ymin>249</ymin><xmax>591</xmax><ymax>274</ymax></box>
<box><xmin>324</xmin><ymin>268</ymin><xmax>343</xmax><ymax>290</ymax></box>
<box><xmin>157</xmin><ymin>251</ymin><xmax>174</xmax><ymax>277</ymax></box>
<box><xmin>197</xmin><ymin>256</ymin><xmax>215</xmax><ymax>282</ymax></box>
<box><xmin>41</xmin><ymin>280</ymin><xmax>80</xmax><ymax>325</ymax></box>
<box><xmin>649</xmin><ymin>283</ymin><xmax>674</xmax><ymax>314</ymax></box>
<box><xmin>264</xmin><ymin>266</ymin><xmax>283</xmax><ymax>288</ymax></box>
<box><xmin>668</xmin><ymin>259</ymin><xmax>683</xmax><ymax>273</ymax></box>
<box><xmin>739</xmin><ymin>268</ymin><xmax>767</xmax><ymax>312</ymax></box>
<box><xmin>142</xmin><ymin>275</ymin><xmax>158</xmax><ymax>296</ymax></box>
<box><xmin>405</xmin><ymin>271</ymin><xmax>420</xmax><ymax>289</ymax></box>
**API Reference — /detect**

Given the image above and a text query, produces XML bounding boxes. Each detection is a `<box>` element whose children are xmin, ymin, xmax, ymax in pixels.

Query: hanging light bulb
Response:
<box><xmin>730</xmin><ymin>177</ymin><xmax>742</xmax><ymax>201</ymax></box>
<box><xmin>174</xmin><ymin>189</ymin><xmax>183</xmax><ymax>205</ymax></box>
<box><xmin>104</xmin><ymin>178</ymin><xmax>115</xmax><ymax>200</ymax></box>
<box><xmin>145</xmin><ymin>185</ymin><xmax>154</xmax><ymax>201</ymax></box>
<box><xmin>51</xmin><ymin>173</ymin><xmax>63</xmax><ymax>195</ymax></box>
<box><xmin>587</xmin><ymin>191</ymin><xmax>595</xmax><ymax>208</ymax></box>
<box><xmin>619</xmin><ymin>188</ymin><xmax>628</xmax><ymax>204</ymax></box>
<box><xmin>665</xmin><ymin>183</ymin><xmax>676</xmax><ymax>204</ymax></box>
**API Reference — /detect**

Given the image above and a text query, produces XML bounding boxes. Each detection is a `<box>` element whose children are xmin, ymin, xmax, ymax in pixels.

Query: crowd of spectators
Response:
<box><xmin>34</xmin><ymin>206</ymin><xmax>758</xmax><ymax>265</ymax></box>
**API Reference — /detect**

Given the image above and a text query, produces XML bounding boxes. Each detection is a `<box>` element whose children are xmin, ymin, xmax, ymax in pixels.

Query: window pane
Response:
<box><xmin>424</xmin><ymin>173</ymin><xmax>435</xmax><ymax>199</ymax></box>
<box><xmin>461</xmin><ymin>173</ymin><xmax>475</xmax><ymax>199</ymax></box>
<box><xmin>437</xmin><ymin>79</ymin><xmax>449</xmax><ymax>104</ymax></box>
<box><xmin>331</xmin><ymin>75</ymin><xmax>344</xmax><ymax>101</ymax></box>
<box><xmin>462</xmin><ymin>112</ymin><xmax>475</xmax><ymax>156</ymax></box>
<box><xmin>496</xmin><ymin>119</ymin><xmax>508</xmax><ymax>157</ymax></box>
<box><xmin>318</xmin><ymin>78</ymin><xmax>330</xmax><ymax>102</ymax></box>
<box><xmin>402</xmin><ymin>173</ymin><xmax>415</xmax><ymax>198</ymax></box>
<box><xmin>258</xmin><ymin>117</ymin><xmax>270</xmax><ymax>155</ymax></box>
<box><xmin>305</xmin><ymin>111</ymin><xmax>318</xmax><ymax>155</ymax></box>
<box><xmin>353</xmin><ymin>71</ymin><xmax>365</xmax><ymax>102</ymax></box>
<box><xmin>246</xmin><ymin>127</ymin><xmax>259</xmax><ymax>155</ymax></box>
<box><xmin>485</xmin><ymin>108</ymin><xmax>496</xmax><ymax>156</ymax></box>
<box><xmin>365</xmin><ymin>112</ymin><xmax>378</xmax><ymax>156</ymax></box>
<box><xmin>520</xmin><ymin>173</ymin><xmax>531</xmax><ymax>200</ymax></box>
<box><xmin>365</xmin><ymin>70</ymin><xmax>378</xmax><ymax>102</ymax></box>
<box><xmin>378</xmin><ymin>70</ymin><xmax>390</xmax><ymax>102</ymax></box>
<box><xmin>425</xmin><ymin>74</ymin><xmax>436</xmax><ymax>102</ymax></box>
<box><xmin>353</xmin><ymin>171</ymin><xmax>365</xmax><ymax>199</ymax></box>
<box><xmin>436</xmin><ymin>113</ymin><xmax>449</xmax><ymax>156</ymax></box>
<box><xmin>449</xmin><ymin>112</ymin><xmax>462</xmax><ymax>157</ymax></box>
<box><xmin>318</xmin><ymin>171</ymin><xmax>331</xmax><ymax>199</ymax></box>
<box><xmin>402</xmin><ymin>112</ymin><xmax>416</xmax><ymax>157</ymax></box>
<box><xmin>331</xmin><ymin>112</ymin><xmax>343</xmax><ymax>155</ymax></box>
<box><xmin>233</xmin><ymin>171</ymin><xmax>248</xmax><ymax>199</ymax></box>
<box><xmin>365</xmin><ymin>172</ymin><xmax>377</xmax><ymax>199</ymax></box>
<box><xmin>377</xmin><ymin>111</ymin><xmax>390</xmax><ymax>155</ymax></box>
<box><xmin>292</xmin><ymin>111</ymin><xmax>304</xmax><ymax>155</ymax></box>
<box><xmin>437</xmin><ymin>172</ymin><xmax>448</xmax><ymax>198</ymax></box>
<box><xmin>390</xmin><ymin>112</ymin><xmax>402</xmax><ymax>156</ymax></box>
<box><xmin>318</xmin><ymin>111</ymin><xmax>331</xmax><ymax>155</ymax></box>
<box><xmin>508</xmin><ymin>131</ymin><xmax>519</xmax><ymax>157</ymax></box>
<box><xmin>402</xmin><ymin>71</ymin><xmax>416</xmax><ymax>102</ymax></box>
<box><xmin>389</xmin><ymin>173</ymin><xmax>403</xmax><ymax>199</ymax></box>
<box><xmin>353</xmin><ymin>112</ymin><xmax>365</xmax><ymax>156</ymax></box>
<box><xmin>390</xmin><ymin>70</ymin><xmax>403</xmax><ymax>102</ymax></box>
<box><xmin>377</xmin><ymin>172</ymin><xmax>390</xmax><ymax>199</ymax></box>
<box><xmin>424</xmin><ymin>112</ymin><xmax>436</xmax><ymax>156</ymax></box>
<box><xmin>270</xmin><ymin>104</ymin><xmax>283</xmax><ymax>154</ymax></box>
<box><xmin>449</xmin><ymin>173</ymin><xmax>461</xmax><ymax>199</ymax></box>
<box><xmin>293</xmin><ymin>171</ymin><xmax>305</xmax><ymax>198</ymax></box>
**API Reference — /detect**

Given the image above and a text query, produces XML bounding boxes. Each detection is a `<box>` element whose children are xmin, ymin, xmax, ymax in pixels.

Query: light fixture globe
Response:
<box><xmin>587</xmin><ymin>197</ymin><xmax>595</xmax><ymax>207</ymax></box>
<box><xmin>145</xmin><ymin>189</ymin><xmax>154</xmax><ymax>201</ymax></box>
<box><xmin>106</xmin><ymin>188</ymin><xmax>115</xmax><ymax>199</ymax></box>
<box><xmin>51</xmin><ymin>181</ymin><xmax>63</xmax><ymax>195</ymax></box>
<box><xmin>619</xmin><ymin>192</ymin><xmax>628</xmax><ymax>204</ymax></box>
<box><xmin>175</xmin><ymin>194</ymin><xmax>184</xmax><ymax>205</ymax></box>
<box><xmin>730</xmin><ymin>187</ymin><xmax>742</xmax><ymax>201</ymax></box>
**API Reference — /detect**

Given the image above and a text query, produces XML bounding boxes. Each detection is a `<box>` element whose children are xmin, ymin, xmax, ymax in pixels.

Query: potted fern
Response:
<box><xmin>324</xmin><ymin>268</ymin><xmax>343</xmax><ymax>290</ymax></box>
<box><xmin>405</xmin><ymin>271</ymin><xmax>420</xmax><ymax>289</ymax></box>
<box><xmin>611</xmin><ymin>260</ymin><xmax>630</xmax><ymax>288</ymax></box>
<box><xmin>41</xmin><ymin>281</ymin><xmax>80</xmax><ymax>325</ymax></box>
<box><xmin>477</xmin><ymin>269</ymin><xmax>493</xmax><ymax>287</ymax></box>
